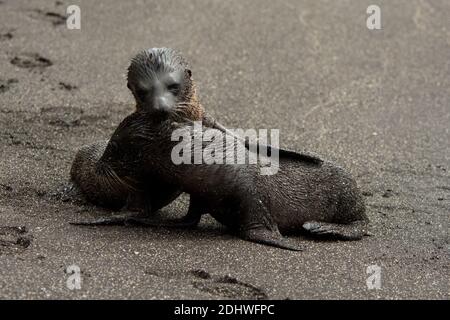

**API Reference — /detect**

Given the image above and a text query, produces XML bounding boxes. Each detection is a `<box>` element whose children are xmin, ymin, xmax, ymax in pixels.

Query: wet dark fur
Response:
<box><xmin>69</xmin><ymin>48</ymin><xmax>368</xmax><ymax>250</ymax></box>
<box><xmin>70</xmin><ymin>48</ymin><xmax>202</xmax><ymax>211</ymax></box>
<box><xmin>127</xmin><ymin>48</ymin><xmax>204</xmax><ymax>121</ymax></box>
<box><xmin>70</xmin><ymin>140</ymin><xmax>181</xmax><ymax>212</ymax></box>
<box><xmin>98</xmin><ymin>111</ymin><xmax>369</xmax><ymax>250</ymax></box>
<box><xmin>69</xmin><ymin>47</ymin><xmax>317</xmax><ymax>212</ymax></box>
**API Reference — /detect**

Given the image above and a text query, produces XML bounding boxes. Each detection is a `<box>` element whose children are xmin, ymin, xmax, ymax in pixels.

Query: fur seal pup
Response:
<box><xmin>69</xmin><ymin>140</ymin><xmax>181</xmax><ymax>217</ymax></box>
<box><xmin>76</xmin><ymin>109</ymin><xmax>369</xmax><ymax>251</ymax></box>
<box><xmin>126</xmin><ymin>48</ymin><xmax>322</xmax><ymax>164</ymax></box>
<box><xmin>70</xmin><ymin>48</ymin><xmax>321</xmax><ymax>220</ymax></box>
<box><xmin>69</xmin><ymin>140</ymin><xmax>127</xmax><ymax>210</ymax></box>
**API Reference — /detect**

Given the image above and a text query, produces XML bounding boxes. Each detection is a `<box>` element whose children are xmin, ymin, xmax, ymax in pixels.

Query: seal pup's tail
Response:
<box><xmin>302</xmin><ymin>220</ymin><xmax>370</xmax><ymax>240</ymax></box>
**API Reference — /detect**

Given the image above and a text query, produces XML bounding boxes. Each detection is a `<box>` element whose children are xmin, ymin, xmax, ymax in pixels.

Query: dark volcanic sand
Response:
<box><xmin>0</xmin><ymin>0</ymin><xmax>448</xmax><ymax>299</ymax></box>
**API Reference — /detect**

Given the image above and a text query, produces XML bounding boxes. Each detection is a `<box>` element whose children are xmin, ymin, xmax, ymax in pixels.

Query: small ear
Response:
<box><xmin>186</xmin><ymin>69</ymin><xmax>192</xmax><ymax>78</ymax></box>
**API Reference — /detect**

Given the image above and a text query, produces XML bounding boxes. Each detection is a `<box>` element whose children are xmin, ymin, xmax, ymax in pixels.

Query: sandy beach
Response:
<box><xmin>0</xmin><ymin>0</ymin><xmax>448</xmax><ymax>299</ymax></box>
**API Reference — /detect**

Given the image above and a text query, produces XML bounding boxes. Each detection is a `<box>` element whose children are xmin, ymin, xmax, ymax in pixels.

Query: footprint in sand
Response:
<box><xmin>58</xmin><ymin>82</ymin><xmax>78</xmax><ymax>91</ymax></box>
<box><xmin>10</xmin><ymin>53</ymin><xmax>52</xmax><ymax>70</ymax></box>
<box><xmin>39</xmin><ymin>106</ymin><xmax>110</xmax><ymax>128</ymax></box>
<box><xmin>0</xmin><ymin>226</ymin><xmax>32</xmax><ymax>255</ymax></box>
<box><xmin>0</xmin><ymin>78</ymin><xmax>18</xmax><ymax>94</ymax></box>
<box><xmin>145</xmin><ymin>268</ymin><xmax>268</xmax><ymax>300</ymax></box>
<box><xmin>190</xmin><ymin>271</ymin><xmax>268</xmax><ymax>300</ymax></box>
<box><xmin>31</xmin><ymin>9</ymin><xmax>66</xmax><ymax>26</ymax></box>
<box><xmin>0</xmin><ymin>31</ymin><xmax>13</xmax><ymax>41</ymax></box>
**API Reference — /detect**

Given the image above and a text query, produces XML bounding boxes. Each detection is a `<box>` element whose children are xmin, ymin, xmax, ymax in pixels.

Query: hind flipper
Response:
<box><xmin>303</xmin><ymin>220</ymin><xmax>369</xmax><ymax>240</ymax></box>
<box><xmin>245</xmin><ymin>141</ymin><xmax>323</xmax><ymax>165</ymax></box>
<box><xmin>204</xmin><ymin>116</ymin><xmax>323</xmax><ymax>165</ymax></box>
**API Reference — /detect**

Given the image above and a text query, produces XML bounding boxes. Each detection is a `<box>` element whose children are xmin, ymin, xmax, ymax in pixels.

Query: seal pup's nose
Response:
<box><xmin>154</xmin><ymin>96</ymin><xmax>172</xmax><ymax>112</ymax></box>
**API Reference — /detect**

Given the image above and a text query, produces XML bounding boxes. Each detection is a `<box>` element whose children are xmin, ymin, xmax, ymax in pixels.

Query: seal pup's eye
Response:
<box><xmin>135</xmin><ymin>88</ymin><xmax>147</xmax><ymax>101</ymax></box>
<box><xmin>109</xmin><ymin>140</ymin><xmax>119</xmax><ymax>151</ymax></box>
<box><xmin>167</xmin><ymin>83</ymin><xmax>180</xmax><ymax>95</ymax></box>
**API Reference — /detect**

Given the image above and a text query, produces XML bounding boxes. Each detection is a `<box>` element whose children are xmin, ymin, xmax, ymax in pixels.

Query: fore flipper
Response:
<box><xmin>126</xmin><ymin>196</ymin><xmax>204</xmax><ymax>228</ymax></box>
<box><xmin>238</xmin><ymin>195</ymin><xmax>304</xmax><ymax>251</ymax></box>
<box><xmin>71</xmin><ymin>195</ymin><xmax>204</xmax><ymax>229</ymax></box>
<box><xmin>302</xmin><ymin>220</ymin><xmax>370</xmax><ymax>240</ymax></box>
<box><xmin>202</xmin><ymin>114</ymin><xmax>323</xmax><ymax>165</ymax></box>
<box><xmin>70</xmin><ymin>192</ymin><xmax>154</xmax><ymax>226</ymax></box>
<box><xmin>242</xmin><ymin>227</ymin><xmax>304</xmax><ymax>251</ymax></box>
<box><xmin>70</xmin><ymin>212</ymin><xmax>144</xmax><ymax>226</ymax></box>
<box><xmin>126</xmin><ymin>213</ymin><xmax>200</xmax><ymax>228</ymax></box>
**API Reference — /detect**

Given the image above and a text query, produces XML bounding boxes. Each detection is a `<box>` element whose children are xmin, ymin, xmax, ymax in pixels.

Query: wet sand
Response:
<box><xmin>0</xmin><ymin>0</ymin><xmax>448</xmax><ymax>299</ymax></box>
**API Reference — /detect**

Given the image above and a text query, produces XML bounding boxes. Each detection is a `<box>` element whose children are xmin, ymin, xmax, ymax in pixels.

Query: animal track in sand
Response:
<box><xmin>0</xmin><ymin>78</ymin><xmax>18</xmax><ymax>94</ymax></box>
<box><xmin>0</xmin><ymin>31</ymin><xmax>13</xmax><ymax>41</ymax></box>
<box><xmin>0</xmin><ymin>226</ymin><xmax>32</xmax><ymax>255</ymax></box>
<box><xmin>58</xmin><ymin>82</ymin><xmax>78</xmax><ymax>91</ymax></box>
<box><xmin>145</xmin><ymin>268</ymin><xmax>267</xmax><ymax>300</ymax></box>
<box><xmin>31</xmin><ymin>9</ymin><xmax>66</xmax><ymax>26</ymax></box>
<box><xmin>0</xmin><ymin>183</ymin><xmax>13</xmax><ymax>192</ymax></box>
<box><xmin>191</xmin><ymin>273</ymin><xmax>267</xmax><ymax>300</ymax></box>
<box><xmin>39</xmin><ymin>106</ymin><xmax>109</xmax><ymax>128</ymax></box>
<box><xmin>10</xmin><ymin>53</ymin><xmax>52</xmax><ymax>70</ymax></box>
<box><xmin>43</xmin><ymin>106</ymin><xmax>83</xmax><ymax>128</ymax></box>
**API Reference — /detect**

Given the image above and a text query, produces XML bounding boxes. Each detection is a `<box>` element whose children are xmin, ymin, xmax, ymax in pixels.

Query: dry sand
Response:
<box><xmin>0</xmin><ymin>0</ymin><xmax>448</xmax><ymax>299</ymax></box>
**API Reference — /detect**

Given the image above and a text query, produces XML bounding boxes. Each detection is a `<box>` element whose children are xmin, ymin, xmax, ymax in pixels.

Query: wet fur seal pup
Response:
<box><xmin>81</xmin><ymin>110</ymin><xmax>369</xmax><ymax>251</ymax></box>
<box><xmin>67</xmin><ymin>48</ymin><xmax>203</xmax><ymax>214</ymax></box>
<box><xmin>70</xmin><ymin>140</ymin><xmax>128</xmax><ymax>210</ymax></box>
<box><xmin>69</xmin><ymin>140</ymin><xmax>181</xmax><ymax>216</ymax></box>
<box><xmin>69</xmin><ymin>48</ymin><xmax>321</xmax><ymax>217</ymax></box>
<box><xmin>125</xmin><ymin>48</ymin><xmax>321</xmax><ymax>163</ymax></box>
<box><xmin>70</xmin><ymin>48</ymin><xmax>369</xmax><ymax>250</ymax></box>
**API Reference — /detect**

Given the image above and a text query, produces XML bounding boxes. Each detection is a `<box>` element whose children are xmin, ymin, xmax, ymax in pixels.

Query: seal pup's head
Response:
<box><xmin>127</xmin><ymin>48</ymin><xmax>204</xmax><ymax>121</ymax></box>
